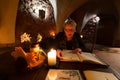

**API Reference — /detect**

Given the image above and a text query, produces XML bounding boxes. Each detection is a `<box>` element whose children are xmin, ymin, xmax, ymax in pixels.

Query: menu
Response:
<box><xmin>45</xmin><ymin>69</ymin><xmax>82</xmax><ymax>80</ymax></box>
<box><xmin>84</xmin><ymin>70</ymin><xmax>119</xmax><ymax>80</ymax></box>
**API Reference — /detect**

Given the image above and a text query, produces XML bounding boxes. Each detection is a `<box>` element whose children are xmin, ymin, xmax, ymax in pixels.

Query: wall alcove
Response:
<box><xmin>96</xmin><ymin>13</ymin><xmax>118</xmax><ymax>46</ymax></box>
<box><xmin>70</xmin><ymin>0</ymin><xmax>119</xmax><ymax>47</ymax></box>
<box><xmin>15</xmin><ymin>0</ymin><xmax>56</xmax><ymax>46</ymax></box>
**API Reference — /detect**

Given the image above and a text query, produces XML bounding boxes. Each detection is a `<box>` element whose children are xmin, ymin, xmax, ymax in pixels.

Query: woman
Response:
<box><xmin>55</xmin><ymin>19</ymin><xmax>86</xmax><ymax>59</ymax></box>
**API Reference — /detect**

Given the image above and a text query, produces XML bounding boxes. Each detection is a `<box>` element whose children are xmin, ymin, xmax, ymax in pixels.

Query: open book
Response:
<box><xmin>83</xmin><ymin>70</ymin><xmax>119</xmax><ymax>80</ymax></box>
<box><xmin>60</xmin><ymin>50</ymin><xmax>107</xmax><ymax>65</ymax></box>
<box><xmin>45</xmin><ymin>69</ymin><xmax>82</xmax><ymax>80</ymax></box>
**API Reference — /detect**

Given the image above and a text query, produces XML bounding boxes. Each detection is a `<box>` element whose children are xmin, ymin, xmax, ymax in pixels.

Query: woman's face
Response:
<box><xmin>64</xmin><ymin>24</ymin><xmax>76</xmax><ymax>40</ymax></box>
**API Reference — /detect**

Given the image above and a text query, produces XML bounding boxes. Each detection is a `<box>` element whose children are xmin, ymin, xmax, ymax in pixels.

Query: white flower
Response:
<box><xmin>20</xmin><ymin>32</ymin><xmax>32</xmax><ymax>43</ymax></box>
<box><xmin>37</xmin><ymin>33</ymin><xmax>42</xmax><ymax>42</ymax></box>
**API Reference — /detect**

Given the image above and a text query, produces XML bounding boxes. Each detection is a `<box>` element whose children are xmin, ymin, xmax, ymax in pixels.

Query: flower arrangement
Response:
<box><xmin>20</xmin><ymin>32</ymin><xmax>46</xmax><ymax>54</ymax></box>
<box><xmin>10</xmin><ymin>32</ymin><xmax>46</xmax><ymax>70</ymax></box>
<box><xmin>20</xmin><ymin>32</ymin><xmax>31</xmax><ymax>43</ymax></box>
<box><xmin>20</xmin><ymin>32</ymin><xmax>42</xmax><ymax>43</ymax></box>
<box><xmin>19</xmin><ymin>32</ymin><xmax>46</xmax><ymax>68</ymax></box>
<box><xmin>20</xmin><ymin>32</ymin><xmax>43</xmax><ymax>52</ymax></box>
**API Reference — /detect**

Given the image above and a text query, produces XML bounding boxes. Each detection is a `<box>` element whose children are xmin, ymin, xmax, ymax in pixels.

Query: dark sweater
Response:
<box><xmin>55</xmin><ymin>32</ymin><xmax>86</xmax><ymax>51</ymax></box>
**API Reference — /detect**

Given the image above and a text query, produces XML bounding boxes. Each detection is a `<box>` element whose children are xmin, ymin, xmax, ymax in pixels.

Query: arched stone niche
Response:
<box><xmin>15</xmin><ymin>0</ymin><xmax>56</xmax><ymax>45</ymax></box>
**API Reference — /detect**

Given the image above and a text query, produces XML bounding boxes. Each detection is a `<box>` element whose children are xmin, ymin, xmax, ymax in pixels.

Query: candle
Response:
<box><xmin>47</xmin><ymin>49</ymin><xmax>56</xmax><ymax>66</ymax></box>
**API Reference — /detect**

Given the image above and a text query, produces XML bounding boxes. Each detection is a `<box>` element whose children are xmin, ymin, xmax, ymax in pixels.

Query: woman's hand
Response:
<box><xmin>56</xmin><ymin>49</ymin><xmax>63</xmax><ymax>59</ymax></box>
<box><xmin>72</xmin><ymin>48</ymin><xmax>82</xmax><ymax>54</ymax></box>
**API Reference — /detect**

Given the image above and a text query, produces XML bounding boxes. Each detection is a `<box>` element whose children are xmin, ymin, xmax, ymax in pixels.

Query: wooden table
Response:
<box><xmin>8</xmin><ymin>60</ymin><xmax>119</xmax><ymax>80</ymax></box>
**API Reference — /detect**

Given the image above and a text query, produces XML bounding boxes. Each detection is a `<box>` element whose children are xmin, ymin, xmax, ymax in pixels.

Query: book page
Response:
<box><xmin>61</xmin><ymin>50</ymin><xmax>80</xmax><ymax>61</ymax></box>
<box><xmin>84</xmin><ymin>70</ymin><xmax>119</xmax><ymax>80</ymax></box>
<box><xmin>45</xmin><ymin>69</ymin><xmax>82</xmax><ymax>80</ymax></box>
<box><xmin>78</xmin><ymin>52</ymin><xmax>105</xmax><ymax>65</ymax></box>
<box><xmin>61</xmin><ymin>50</ymin><xmax>106</xmax><ymax>65</ymax></box>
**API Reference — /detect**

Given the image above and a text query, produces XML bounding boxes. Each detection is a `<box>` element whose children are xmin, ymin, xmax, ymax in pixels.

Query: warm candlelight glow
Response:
<box><xmin>33</xmin><ymin>44</ymin><xmax>40</xmax><ymax>52</ymax></box>
<box><xmin>30</xmin><ymin>43</ymin><xmax>41</xmax><ymax>53</ymax></box>
<box><xmin>52</xmin><ymin>33</ymin><xmax>55</xmax><ymax>37</ymax></box>
<box><xmin>80</xmin><ymin>35</ymin><xmax>83</xmax><ymax>38</ymax></box>
<box><xmin>33</xmin><ymin>47</ymin><xmax>39</xmax><ymax>52</ymax></box>
<box><xmin>47</xmin><ymin>49</ymin><xmax>56</xmax><ymax>66</ymax></box>
<box><xmin>50</xmin><ymin>31</ymin><xmax>55</xmax><ymax>37</ymax></box>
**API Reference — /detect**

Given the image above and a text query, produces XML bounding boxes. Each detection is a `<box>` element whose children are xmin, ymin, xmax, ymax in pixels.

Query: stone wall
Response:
<box><xmin>15</xmin><ymin>0</ymin><xmax>56</xmax><ymax>45</ymax></box>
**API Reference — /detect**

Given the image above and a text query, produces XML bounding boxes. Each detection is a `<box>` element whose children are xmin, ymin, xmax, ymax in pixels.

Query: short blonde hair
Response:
<box><xmin>64</xmin><ymin>19</ymin><xmax>77</xmax><ymax>28</ymax></box>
